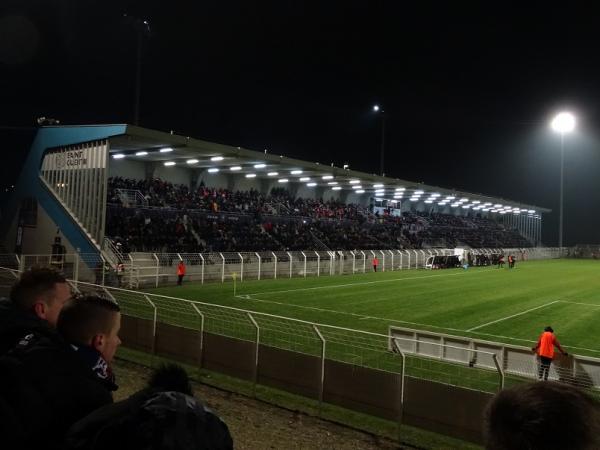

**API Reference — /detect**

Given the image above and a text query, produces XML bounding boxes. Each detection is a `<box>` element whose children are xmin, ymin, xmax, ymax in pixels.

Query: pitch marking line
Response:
<box><xmin>235</xmin><ymin>294</ymin><xmax>469</xmax><ymax>334</ymax></box>
<box><xmin>244</xmin><ymin>268</ymin><xmax>497</xmax><ymax>297</ymax></box>
<box><xmin>466</xmin><ymin>301</ymin><xmax>560</xmax><ymax>332</ymax></box>
<box><xmin>561</xmin><ymin>301</ymin><xmax>600</xmax><ymax>307</ymax></box>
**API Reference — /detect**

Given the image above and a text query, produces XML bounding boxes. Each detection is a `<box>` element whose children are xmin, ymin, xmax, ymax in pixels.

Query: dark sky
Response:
<box><xmin>2</xmin><ymin>1</ymin><xmax>600</xmax><ymax>245</ymax></box>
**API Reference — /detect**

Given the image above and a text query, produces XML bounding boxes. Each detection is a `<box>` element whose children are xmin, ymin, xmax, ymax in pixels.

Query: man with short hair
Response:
<box><xmin>0</xmin><ymin>294</ymin><xmax>121</xmax><ymax>449</ymax></box>
<box><xmin>0</xmin><ymin>266</ymin><xmax>71</xmax><ymax>355</ymax></box>
<box><xmin>532</xmin><ymin>326</ymin><xmax>568</xmax><ymax>381</ymax></box>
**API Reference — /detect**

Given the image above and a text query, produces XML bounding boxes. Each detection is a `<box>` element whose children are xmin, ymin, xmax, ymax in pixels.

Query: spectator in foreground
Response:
<box><xmin>0</xmin><ymin>266</ymin><xmax>71</xmax><ymax>355</ymax></box>
<box><xmin>66</xmin><ymin>363</ymin><xmax>233</xmax><ymax>450</ymax></box>
<box><xmin>485</xmin><ymin>381</ymin><xmax>600</xmax><ymax>450</ymax></box>
<box><xmin>0</xmin><ymin>294</ymin><xmax>121</xmax><ymax>449</ymax></box>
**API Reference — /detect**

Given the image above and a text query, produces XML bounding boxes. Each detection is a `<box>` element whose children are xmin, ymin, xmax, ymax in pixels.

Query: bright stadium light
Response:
<box><xmin>245</xmin><ymin>173</ymin><xmax>256</xmax><ymax>178</ymax></box>
<box><xmin>375</xmin><ymin>189</ymin><xmax>385</xmax><ymax>193</ymax></box>
<box><xmin>136</xmin><ymin>151</ymin><xmax>148</xmax><ymax>156</ymax></box>
<box><xmin>186</xmin><ymin>159</ymin><xmax>199</xmax><ymax>164</ymax></box>
<box><xmin>208</xmin><ymin>168</ymin><xmax>219</xmax><ymax>173</ymax></box>
<box><xmin>112</xmin><ymin>154</ymin><xmax>125</xmax><ymax>159</ymax></box>
<box><xmin>278</xmin><ymin>178</ymin><xmax>289</xmax><ymax>183</ymax></box>
<box><xmin>349</xmin><ymin>179</ymin><xmax>361</xmax><ymax>184</ymax></box>
<box><xmin>332</xmin><ymin>186</ymin><xmax>342</xmax><ymax>190</ymax></box>
<box><xmin>472</xmin><ymin>200</ymin><xmax>480</xmax><ymax>204</ymax></box>
<box><xmin>373</xmin><ymin>105</ymin><xmax>380</xmax><ymax>112</ymax></box>
<box><xmin>230</xmin><ymin>166</ymin><xmax>242</xmax><ymax>171</ymax></box>
<box><xmin>414</xmin><ymin>190</ymin><xmax>424</xmax><ymax>195</ymax></box>
<box><xmin>394</xmin><ymin>195</ymin><xmax>403</xmax><ymax>199</ymax></box>
<box><xmin>164</xmin><ymin>161</ymin><xmax>175</xmax><ymax>166</ymax></box>
<box><xmin>352</xmin><ymin>185</ymin><xmax>362</xmax><ymax>189</ymax></box>
<box><xmin>446</xmin><ymin>195</ymin><xmax>455</xmax><ymax>200</ymax></box>
<box><xmin>395</xmin><ymin>187</ymin><xmax>405</xmax><ymax>191</ymax></box>
<box><xmin>356</xmin><ymin>190</ymin><xmax>365</xmax><ymax>194</ymax></box>
<box><xmin>438</xmin><ymin>201</ymin><xmax>446</xmax><ymax>205</ymax></box>
<box><xmin>327</xmin><ymin>181</ymin><xmax>338</xmax><ymax>185</ymax></box>
<box><xmin>300</xmin><ymin>177</ymin><xmax>310</xmax><ymax>181</ymax></box>
<box><xmin>551</xmin><ymin>111</ymin><xmax>576</xmax><ymax>248</ymax></box>
<box><xmin>494</xmin><ymin>204</ymin><xmax>502</xmax><ymax>207</ymax></box>
<box><xmin>307</xmin><ymin>182</ymin><xmax>317</xmax><ymax>187</ymax></box>
<box><xmin>322</xmin><ymin>175</ymin><xmax>334</xmax><ymax>180</ymax></box>
<box><xmin>267</xmin><ymin>172</ymin><xmax>278</xmax><ymax>176</ymax></box>
<box><xmin>211</xmin><ymin>156</ymin><xmax>224</xmax><ymax>161</ymax></box>
<box><xmin>528</xmin><ymin>209</ymin><xmax>536</xmax><ymax>213</ymax></box>
<box><xmin>425</xmin><ymin>200</ymin><xmax>433</xmax><ymax>204</ymax></box>
<box><xmin>254</xmin><ymin>163</ymin><xmax>266</xmax><ymax>169</ymax></box>
<box><xmin>373</xmin><ymin>183</ymin><xmax>384</xmax><ymax>188</ymax></box>
<box><xmin>291</xmin><ymin>170</ymin><xmax>303</xmax><ymax>175</ymax></box>
<box><xmin>160</xmin><ymin>147</ymin><xmax>174</xmax><ymax>153</ymax></box>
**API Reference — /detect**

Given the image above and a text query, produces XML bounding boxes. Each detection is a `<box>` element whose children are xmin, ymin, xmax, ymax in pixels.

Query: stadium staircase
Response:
<box><xmin>115</xmin><ymin>189</ymin><xmax>148</xmax><ymax>208</ymax></box>
<box><xmin>309</xmin><ymin>229</ymin><xmax>331</xmax><ymax>251</ymax></box>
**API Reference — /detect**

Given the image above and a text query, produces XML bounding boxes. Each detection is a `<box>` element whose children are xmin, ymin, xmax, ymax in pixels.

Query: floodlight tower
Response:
<box><xmin>373</xmin><ymin>105</ymin><xmax>386</xmax><ymax>176</ymax></box>
<box><xmin>550</xmin><ymin>112</ymin><xmax>576</xmax><ymax>249</ymax></box>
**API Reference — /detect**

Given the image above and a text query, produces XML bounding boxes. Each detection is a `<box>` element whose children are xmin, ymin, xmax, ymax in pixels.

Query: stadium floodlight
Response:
<box><xmin>484</xmin><ymin>202</ymin><xmax>492</xmax><ymax>206</ymax></box>
<box><xmin>356</xmin><ymin>189</ymin><xmax>365</xmax><ymax>193</ymax></box>
<box><xmin>430</xmin><ymin>193</ymin><xmax>440</xmax><ymax>197</ymax></box>
<box><xmin>472</xmin><ymin>200</ymin><xmax>480</xmax><ymax>204</ymax></box>
<box><xmin>186</xmin><ymin>159</ymin><xmax>199</xmax><ymax>164</ymax></box>
<box><xmin>409</xmin><ymin>197</ymin><xmax>419</xmax><ymax>202</ymax></box>
<box><xmin>425</xmin><ymin>200</ymin><xmax>433</xmax><ymax>204</ymax></box>
<box><xmin>208</xmin><ymin>168</ymin><xmax>219</xmax><ymax>173</ymax></box>
<box><xmin>459</xmin><ymin>197</ymin><xmax>469</xmax><ymax>202</ymax></box>
<box><xmin>291</xmin><ymin>170</ymin><xmax>303</xmax><ymax>175</ymax></box>
<box><xmin>373</xmin><ymin>105</ymin><xmax>380</xmax><ymax>112</ymax></box>
<box><xmin>414</xmin><ymin>190</ymin><xmax>424</xmax><ymax>195</ymax></box>
<box><xmin>164</xmin><ymin>161</ymin><xmax>175</xmax><ymax>166</ymax></box>
<box><xmin>332</xmin><ymin>186</ymin><xmax>342</xmax><ymax>190</ymax></box>
<box><xmin>446</xmin><ymin>195</ymin><xmax>455</xmax><ymax>200</ymax></box>
<box><xmin>230</xmin><ymin>166</ymin><xmax>242</xmax><ymax>171</ymax></box>
<box><xmin>322</xmin><ymin>175</ymin><xmax>334</xmax><ymax>180</ymax></box>
<box><xmin>267</xmin><ymin>172</ymin><xmax>278</xmax><ymax>176</ymax></box>
<box><xmin>254</xmin><ymin>163</ymin><xmax>266</xmax><ymax>169</ymax></box>
<box><xmin>352</xmin><ymin>185</ymin><xmax>362</xmax><ymax>189</ymax></box>
<box><xmin>499</xmin><ymin>210</ymin><xmax>507</xmax><ymax>214</ymax></box>
<box><xmin>349</xmin><ymin>179</ymin><xmax>361</xmax><ymax>184</ymax></box>
<box><xmin>528</xmin><ymin>209</ymin><xmax>536</xmax><ymax>213</ymax></box>
<box><xmin>327</xmin><ymin>181</ymin><xmax>338</xmax><ymax>185</ymax></box>
<box><xmin>160</xmin><ymin>147</ymin><xmax>174</xmax><ymax>153</ymax></box>
<box><xmin>307</xmin><ymin>182</ymin><xmax>317</xmax><ymax>187</ymax></box>
<box><xmin>278</xmin><ymin>178</ymin><xmax>289</xmax><ymax>183</ymax></box>
<box><xmin>482</xmin><ymin>208</ymin><xmax>490</xmax><ymax>211</ymax></box>
<box><xmin>245</xmin><ymin>173</ymin><xmax>256</xmax><ymax>178</ymax></box>
<box><xmin>136</xmin><ymin>151</ymin><xmax>148</xmax><ymax>156</ymax></box>
<box><xmin>438</xmin><ymin>201</ymin><xmax>447</xmax><ymax>205</ymax></box>
<box><xmin>390</xmin><ymin>200</ymin><xmax>397</xmax><ymax>203</ymax></box>
<box><xmin>373</xmin><ymin>183</ymin><xmax>384</xmax><ymax>188</ymax></box>
<box><xmin>494</xmin><ymin>204</ymin><xmax>503</xmax><ymax>207</ymax></box>
<box><xmin>211</xmin><ymin>156</ymin><xmax>224</xmax><ymax>161</ymax></box>
<box><xmin>451</xmin><ymin>203</ymin><xmax>460</xmax><ymax>207</ymax></box>
<box><xmin>300</xmin><ymin>177</ymin><xmax>310</xmax><ymax>181</ymax></box>
<box><xmin>395</xmin><ymin>187</ymin><xmax>406</xmax><ymax>191</ymax></box>
<box><xmin>551</xmin><ymin>111</ymin><xmax>576</xmax><ymax>248</ymax></box>
<box><xmin>375</xmin><ymin>189</ymin><xmax>385</xmax><ymax>193</ymax></box>
<box><xmin>112</xmin><ymin>153</ymin><xmax>125</xmax><ymax>159</ymax></box>
<box><xmin>462</xmin><ymin>205</ymin><xmax>470</xmax><ymax>209</ymax></box>
<box><xmin>394</xmin><ymin>195</ymin><xmax>403</xmax><ymax>199</ymax></box>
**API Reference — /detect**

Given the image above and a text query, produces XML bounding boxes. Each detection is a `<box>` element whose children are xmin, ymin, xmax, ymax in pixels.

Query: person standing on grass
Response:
<box><xmin>177</xmin><ymin>260</ymin><xmax>186</xmax><ymax>285</ymax></box>
<box><xmin>532</xmin><ymin>326</ymin><xmax>568</xmax><ymax>381</ymax></box>
<box><xmin>372</xmin><ymin>256</ymin><xmax>379</xmax><ymax>272</ymax></box>
<box><xmin>497</xmin><ymin>254</ymin><xmax>505</xmax><ymax>269</ymax></box>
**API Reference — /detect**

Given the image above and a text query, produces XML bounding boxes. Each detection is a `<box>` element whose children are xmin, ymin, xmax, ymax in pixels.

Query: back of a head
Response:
<box><xmin>57</xmin><ymin>295</ymin><xmax>120</xmax><ymax>346</ymax></box>
<box><xmin>10</xmin><ymin>266</ymin><xmax>66</xmax><ymax>311</ymax></box>
<box><xmin>485</xmin><ymin>381</ymin><xmax>600</xmax><ymax>450</ymax></box>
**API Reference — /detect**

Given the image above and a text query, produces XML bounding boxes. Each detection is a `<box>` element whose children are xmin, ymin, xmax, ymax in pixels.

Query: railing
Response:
<box><xmin>115</xmin><ymin>188</ymin><xmax>148</xmax><ymax>208</ymax></box>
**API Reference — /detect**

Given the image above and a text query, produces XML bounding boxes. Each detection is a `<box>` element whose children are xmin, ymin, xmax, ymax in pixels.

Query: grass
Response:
<box><xmin>144</xmin><ymin>259</ymin><xmax>600</xmax><ymax>358</ymax></box>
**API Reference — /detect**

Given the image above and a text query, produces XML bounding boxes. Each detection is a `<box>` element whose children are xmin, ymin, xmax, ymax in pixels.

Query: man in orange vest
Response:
<box><xmin>532</xmin><ymin>326</ymin><xmax>568</xmax><ymax>380</ymax></box>
<box><xmin>176</xmin><ymin>261</ymin><xmax>186</xmax><ymax>286</ymax></box>
<box><xmin>372</xmin><ymin>256</ymin><xmax>379</xmax><ymax>272</ymax></box>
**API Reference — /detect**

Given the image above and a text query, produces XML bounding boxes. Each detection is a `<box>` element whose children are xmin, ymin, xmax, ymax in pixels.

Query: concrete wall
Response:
<box><xmin>154</xmin><ymin>165</ymin><xmax>191</xmax><ymax>186</ymax></box>
<box><xmin>108</xmin><ymin>158</ymin><xmax>146</xmax><ymax>180</ymax></box>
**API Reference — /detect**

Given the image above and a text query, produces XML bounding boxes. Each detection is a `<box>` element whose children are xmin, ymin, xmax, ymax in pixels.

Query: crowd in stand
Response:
<box><xmin>106</xmin><ymin>177</ymin><xmax>533</xmax><ymax>253</ymax></box>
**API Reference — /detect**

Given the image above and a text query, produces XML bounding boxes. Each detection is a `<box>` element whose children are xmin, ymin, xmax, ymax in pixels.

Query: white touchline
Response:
<box><xmin>244</xmin><ymin>268</ymin><xmax>496</xmax><ymax>297</ymax></box>
<box><xmin>235</xmin><ymin>294</ymin><xmax>468</xmax><ymax>333</ymax></box>
<box><xmin>560</xmin><ymin>301</ymin><xmax>600</xmax><ymax>307</ymax></box>
<box><xmin>466</xmin><ymin>301</ymin><xmax>560</xmax><ymax>332</ymax></box>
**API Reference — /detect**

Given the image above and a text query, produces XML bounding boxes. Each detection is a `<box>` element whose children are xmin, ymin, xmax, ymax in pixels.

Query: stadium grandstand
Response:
<box><xmin>1</xmin><ymin>124</ymin><xmax>547</xmax><ymax>262</ymax></box>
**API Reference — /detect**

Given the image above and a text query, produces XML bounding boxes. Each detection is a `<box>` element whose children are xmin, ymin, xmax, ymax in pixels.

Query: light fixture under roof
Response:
<box><xmin>494</xmin><ymin>204</ymin><xmax>503</xmax><ymax>208</ymax></box>
<box><xmin>159</xmin><ymin>147</ymin><xmax>174</xmax><ymax>153</ymax></box>
<box><xmin>446</xmin><ymin>195</ymin><xmax>455</xmax><ymax>200</ymax></box>
<box><xmin>451</xmin><ymin>203</ymin><xmax>460</xmax><ymax>207</ymax></box>
<box><xmin>291</xmin><ymin>170</ymin><xmax>303</xmax><ymax>175</ymax></box>
<box><xmin>208</xmin><ymin>168</ymin><xmax>219</xmax><ymax>173</ymax></box>
<box><xmin>356</xmin><ymin>190</ymin><xmax>365</xmax><ymax>194</ymax></box>
<box><xmin>425</xmin><ymin>200</ymin><xmax>433</xmax><ymax>204</ymax></box>
<box><xmin>230</xmin><ymin>166</ymin><xmax>242</xmax><ymax>171</ymax></box>
<box><xmin>164</xmin><ymin>161</ymin><xmax>175</xmax><ymax>166</ymax></box>
<box><xmin>254</xmin><ymin>163</ymin><xmax>266</xmax><ymax>169</ymax></box>
<box><xmin>135</xmin><ymin>151</ymin><xmax>148</xmax><ymax>156</ymax></box>
<box><xmin>375</xmin><ymin>189</ymin><xmax>385</xmax><ymax>193</ymax></box>
<box><xmin>472</xmin><ymin>200</ymin><xmax>481</xmax><ymax>204</ymax></box>
<box><xmin>462</xmin><ymin>205</ymin><xmax>470</xmax><ymax>209</ymax></box>
<box><xmin>299</xmin><ymin>177</ymin><xmax>310</xmax><ymax>182</ymax></box>
<box><xmin>245</xmin><ymin>173</ymin><xmax>256</xmax><ymax>178</ymax></box>
<box><xmin>267</xmin><ymin>172</ymin><xmax>278</xmax><ymax>176</ymax></box>
<box><xmin>349</xmin><ymin>179</ymin><xmax>361</xmax><ymax>184</ymax></box>
<box><xmin>327</xmin><ymin>181</ymin><xmax>338</xmax><ymax>185</ymax></box>
<box><xmin>307</xmin><ymin>182</ymin><xmax>317</xmax><ymax>187</ymax></box>
<box><xmin>373</xmin><ymin>183</ymin><xmax>384</xmax><ymax>188</ymax></box>
<box><xmin>278</xmin><ymin>178</ymin><xmax>289</xmax><ymax>183</ymax></box>
<box><xmin>430</xmin><ymin>193</ymin><xmax>440</xmax><ymax>197</ymax></box>
<box><xmin>438</xmin><ymin>201</ymin><xmax>447</xmax><ymax>205</ymax></box>
<box><xmin>322</xmin><ymin>175</ymin><xmax>334</xmax><ymax>180</ymax></box>
<box><xmin>394</xmin><ymin>195</ymin><xmax>403</xmax><ymax>199</ymax></box>
<box><xmin>332</xmin><ymin>186</ymin><xmax>342</xmax><ymax>190</ymax></box>
<box><xmin>459</xmin><ymin>198</ymin><xmax>469</xmax><ymax>202</ymax></box>
<box><xmin>409</xmin><ymin>197</ymin><xmax>419</xmax><ymax>202</ymax></box>
<box><xmin>414</xmin><ymin>190</ymin><xmax>424</xmax><ymax>195</ymax></box>
<box><xmin>395</xmin><ymin>187</ymin><xmax>405</xmax><ymax>191</ymax></box>
<box><xmin>528</xmin><ymin>209</ymin><xmax>536</xmax><ymax>213</ymax></box>
<box><xmin>352</xmin><ymin>185</ymin><xmax>362</xmax><ymax>189</ymax></box>
<box><xmin>112</xmin><ymin>154</ymin><xmax>125</xmax><ymax>159</ymax></box>
<box><xmin>186</xmin><ymin>159</ymin><xmax>199</xmax><ymax>164</ymax></box>
<box><xmin>211</xmin><ymin>156</ymin><xmax>224</xmax><ymax>161</ymax></box>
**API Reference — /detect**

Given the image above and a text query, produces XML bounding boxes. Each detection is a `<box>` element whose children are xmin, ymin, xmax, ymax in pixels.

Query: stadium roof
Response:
<box><xmin>105</xmin><ymin>124</ymin><xmax>550</xmax><ymax>215</ymax></box>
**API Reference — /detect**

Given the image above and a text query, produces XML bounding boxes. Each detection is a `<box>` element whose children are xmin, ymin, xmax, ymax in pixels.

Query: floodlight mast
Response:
<box><xmin>372</xmin><ymin>105</ymin><xmax>386</xmax><ymax>176</ymax></box>
<box><xmin>550</xmin><ymin>112</ymin><xmax>576</xmax><ymax>249</ymax></box>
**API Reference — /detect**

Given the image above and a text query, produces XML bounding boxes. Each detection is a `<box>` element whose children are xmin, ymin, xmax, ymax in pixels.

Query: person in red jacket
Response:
<box><xmin>532</xmin><ymin>326</ymin><xmax>568</xmax><ymax>380</ymax></box>
<box><xmin>372</xmin><ymin>256</ymin><xmax>379</xmax><ymax>272</ymax></box>
<box><xmin>176</xmin><ymin>261</ymin><xmax>186</xmax><ymax>286</ymax></box>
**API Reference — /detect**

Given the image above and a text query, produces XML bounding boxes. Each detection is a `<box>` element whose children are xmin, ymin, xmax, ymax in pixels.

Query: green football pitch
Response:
<box><xmin>147</xmin><ymin>259</ymin><xmax>600</xmax><ymax>359</ymax></box>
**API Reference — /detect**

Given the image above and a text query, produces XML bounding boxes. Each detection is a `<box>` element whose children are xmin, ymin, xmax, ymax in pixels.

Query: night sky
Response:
<box><xmin>2</xmin><ymin>1</ymin><xmax>600</xmax><ymax>245</ymax></box>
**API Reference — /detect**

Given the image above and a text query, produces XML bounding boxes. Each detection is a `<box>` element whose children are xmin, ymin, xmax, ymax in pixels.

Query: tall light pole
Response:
<box><xmin>550</xmin><ymin>111</ymin><xmax>576</xmax><ymax>248</ymax></box>
<box><xmin>373</xmin><ymin>105</ymin><xmax>386</xmax><ymax>176</ymax></box>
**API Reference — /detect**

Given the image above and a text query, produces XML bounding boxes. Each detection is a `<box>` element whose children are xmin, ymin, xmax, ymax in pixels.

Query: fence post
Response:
<box><xmin>247</xmin><ymin>312</ymin><xmax>260</xmax><ymax>397</ymax></box>
<box><xmin>143</xmin><ymin>295</ymin><xmax>158</xmax><ymax>355</ymax></box>
<box><xmin>238</xmin><ymin>253</ymin><xmax>244</xmax><ymax>282</ymax></box>
<box><xmin>73</xmin><ymin>253</ymin><xmax>80</xmax><ymax>282</ymax></box>
<box><xmin>391</xmin><ymin>338</ymin><xmax>406</xmax><ymax>438</ymax></box>
<box><xmin>389</xmin><ymin>250</ymin><xmax>394</xmax><ymax>271</ymax></box>
<box><xmin>100</xmin><ymin>254</ymin><xmax>106</xmax><ymax>286</ymax></box>
<box><xmin>380</xmin><ymin>250</ymin><xmax>386</xmax><ymax>272</ymax></box>
<box><xmin>361</xmin><ymin>251</ymin><xmax>366</xmax><ymax>273</ymax></box>
<box><xmin>301</xmin><ymin>252</ymin><xmax>307</xmax><ymax>277</ymax></box>
<box><xmin>272</xmin><ymin>252</ymin><xmax>277</xmax><ymax>279</ymax></box>
<box><xmin>315</xmin><ymin>251</ymin><xmax>320</xmax><ymax>276</ymax></box>
<box><xmin>313</xmin><ymin>325</ymin><xmax>326</xmax><ymax>414</ymax></box>
<box><xmin>191</xmin><ymin>303</ymin><xmax>205</xmax><ymax>369</ymax></box>
<box><xmin>351</xmin><ymin>251</ymin><xmax>356</xmax><ymax>273</ymax></box>
<box><xmin>153</xmin><ymin>253</ymin><xmax>159</xmax><ymax>288</ymax></box>
<box><xmin>220</xmin><ymin>253</ymin><xmax>225</xmax><ymax>282</ymax></box>
<box><xmin>199</xmin><ymin>253</ymin><xmax>205</xmax><ymax>284</ymax></box>
<box><xmin>287</xmin><ymin>252</ymin><xmax>293</xmax><ymax>278</ymax></box>
<box><xmin>255</xmin><ymin>252</ymin><xmax>261</xmax><ymax>280</ymax></box>
<box><xmin>492</xmin><ymin>353</ymin><xmax>505</xmax><ymax>390</ymax></box>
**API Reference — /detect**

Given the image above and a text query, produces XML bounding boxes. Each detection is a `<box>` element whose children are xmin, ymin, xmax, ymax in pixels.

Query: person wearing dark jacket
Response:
<box><xmin>66</xmin><ymin>364</ymin><xmax>233</xmax><ymax>450</ymax></box>
<box><xmin>0</xmin><ymin>294</ymin><xmax>121</xmax><ymax>450</ymax></box>
<box><xmin>0</xmin><ymin>266</ymin><xmax>71</xmax><ymax>355</ymax></box>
